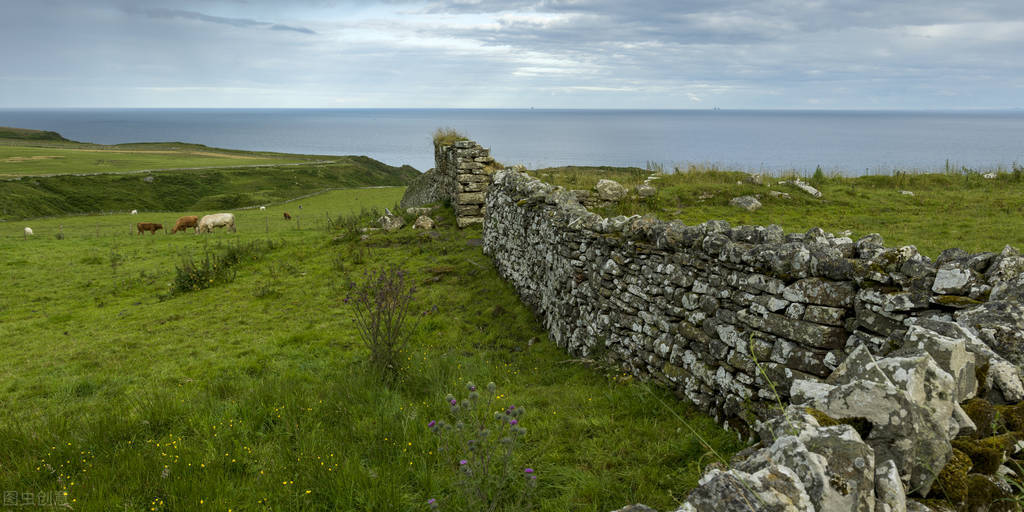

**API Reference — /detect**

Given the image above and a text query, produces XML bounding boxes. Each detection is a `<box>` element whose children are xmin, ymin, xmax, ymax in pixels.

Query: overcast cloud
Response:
<box><xmin>1</xmin><ymin>0</ymin><xmax>1022</xmax><ymax>108</ymax></box>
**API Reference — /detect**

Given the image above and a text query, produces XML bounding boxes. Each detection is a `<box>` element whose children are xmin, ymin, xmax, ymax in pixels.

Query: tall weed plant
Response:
<box><xmin>428</xmin><ymin>382</ymin><xmax>536</xmax><ymax>511</ymax></box>
<box><xmin>344</xmin><ymin>265</ymin><xmax>418</xmax><ymax>381</ymax></box>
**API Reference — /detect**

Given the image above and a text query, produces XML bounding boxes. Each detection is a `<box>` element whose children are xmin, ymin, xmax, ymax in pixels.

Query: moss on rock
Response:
<box><xmin>964</xmin><ymin>473</ymin><xmax>1017</xmax><ymax>512</ymax></box>
<box><xmin>962</xmin><ymin>398</ymin><xmax>998</xmax><ymax>438</ymax></box>
<box><xmin>932</xmin><ymin>448</ymin><xmax>972</xmax><ymax>506</ymax></box>
<box><xmin>953</xmin><ymin>432</ymin><xmax>1020</xmax><ymax>475</ymax></box>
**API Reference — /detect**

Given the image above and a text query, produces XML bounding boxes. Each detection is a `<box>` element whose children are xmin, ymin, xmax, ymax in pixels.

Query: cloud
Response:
<box><xmin>2</xmin><ymin>0</ymin><xmax>1024</xmax><ymax>108</ymax></box>
<box><xmin>124</xmin><ymin>6</ymin><xmax>317</xmax><ymax>34</ymax></box>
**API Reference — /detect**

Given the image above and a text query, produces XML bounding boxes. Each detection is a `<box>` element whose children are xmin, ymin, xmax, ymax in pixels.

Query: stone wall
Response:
<box><xmin>483</xmin><ymin>168</ymin><xmax>1024</xmax><ymax>428</ymax></box>
<box><xmin>403</xmin><ymin>137</ymin><xmax>1024</xmax><ymax>509</ymax></box>
<box><xmin>425</xmin><ymin>139</ymin><xmax>497</xmax><ymax>228</ymax></box>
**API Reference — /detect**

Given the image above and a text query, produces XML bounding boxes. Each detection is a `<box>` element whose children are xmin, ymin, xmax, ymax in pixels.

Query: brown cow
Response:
<box><xmin>283</xmin><ymin>212</ymin><xmax>292</xmax><ymax>220</ymax></box>
<box><xmin>171</xmin><ymin>216</ymin><xmax>199</xmax><ymax>234</ymax></box>
<box><xmin>137</xmin><ymin>222</ymin><xmax>163</xmax><ymax>235</ymax></box>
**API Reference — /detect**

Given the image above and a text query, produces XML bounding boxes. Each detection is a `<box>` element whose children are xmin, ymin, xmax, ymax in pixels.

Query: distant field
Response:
<box><xmin>0</xmin><ymin>144</ymin><xmax>312</xmax><ymax>177</ymax></box>
<box><xmin>530</xmin><ymin>165</ymin><xmax>1024</xmax><ymax>258</ymax></box>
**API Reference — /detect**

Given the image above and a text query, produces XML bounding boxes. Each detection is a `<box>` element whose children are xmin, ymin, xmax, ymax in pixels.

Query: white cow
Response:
<box><xmin>131</xmin><ymin>209</ymin><xmax>138</xmax><ymax>215</ymax></box>
<box><xmin>259</xmin><ymin>206</ymin><xmax>266</xmax><ymax>211</ymax></box>
<box><xmin>24</xmin><ymin>227</ymin><xmax>33</xmax><ymax>236</ymax></box>
<box><xmin>198</xmin><ymin>213</ymin><xmax>236</xmax><ymax>233</ymax></box>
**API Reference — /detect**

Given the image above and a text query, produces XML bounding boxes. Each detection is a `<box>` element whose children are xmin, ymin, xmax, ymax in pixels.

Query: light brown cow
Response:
<box><xmin>171</xmin><ymin>216</ymin><xmax>199</xmax><ymax>234</ymax></box>
<box><xmin>137</xmin><ymin>222</ymin><xmax>163</xmax><ymax>235</ymax></box>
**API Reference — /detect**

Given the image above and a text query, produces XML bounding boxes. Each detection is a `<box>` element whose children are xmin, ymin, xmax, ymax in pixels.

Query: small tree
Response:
<box><xmin>344</xmin><ymin>265</ymin><xmax>417</xmax><ymax>381</ymax></box>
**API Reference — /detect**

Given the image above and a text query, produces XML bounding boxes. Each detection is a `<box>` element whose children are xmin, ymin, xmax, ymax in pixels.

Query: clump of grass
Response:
<box><xmin>171</xmin><ymin>240</ymin><xmax>279</xmax><ymax>294</ymax></box>
<box><xmin>433</xmin><ymin>128</ymin><xmax>469</xmax><ymax>147</ymax></box>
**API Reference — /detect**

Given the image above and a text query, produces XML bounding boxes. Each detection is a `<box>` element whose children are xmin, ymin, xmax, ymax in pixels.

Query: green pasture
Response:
<box><xmin>0</xmin><ymin>188</ymin><xmax>742</xmax><ymax>511</ymax></box>
<box><xmin>531</xmin><ymin>165</ymin><xmax>1024</xmax><ymax>258</ymax></box>
<box><xmin>0</xmin><ymin>144</ymin><xmax>314</xmax><ymax>178</ymax></box>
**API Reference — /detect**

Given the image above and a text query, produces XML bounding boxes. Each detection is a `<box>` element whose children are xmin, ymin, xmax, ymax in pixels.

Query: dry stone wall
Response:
<box><xmin>482</xmin><ymin>168</ymin><xmax>1024</xmax><ymax>428</ymax></box>
<box><xmin>428</xmin><ymin>140</ymin><xmax>497</xmax><ymax>228</ymax></box>
<box><xmin>402</xmin><ymin>138</ymin><xmax>1024</xmax><ymax>510</ymax></box>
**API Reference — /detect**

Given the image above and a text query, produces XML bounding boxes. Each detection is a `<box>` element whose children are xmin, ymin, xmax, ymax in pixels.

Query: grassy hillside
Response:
<box><xmin>0</xmin><ymin>157</ymin><xmax>419</xmax><ymax>219</ymax></box>
<box><xmin>0</xmin><ymin>126</ymin><xmax>69</xmax><ymax>142</ymax></box>
<box><xmin>0</xmin><ymin>190</ymin><xmax>742</xmax><ymax>511</ymax></box>
<box><xmin>530</xmin><ymin>164</ymin><xmax>1024</xmax><ymax>258</ymax></box>
<box><xmin>0</xmin><ymin>127</ymin><xmax>419</xmax><ymax>219</ymax></box>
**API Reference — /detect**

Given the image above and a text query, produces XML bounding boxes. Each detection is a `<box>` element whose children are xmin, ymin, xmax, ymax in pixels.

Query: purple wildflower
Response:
<box><xmin>460</xmin><ymin>459</ymin><xmax>468</xmax><ymax>465</ymax></box>
<box><xmin>524</xmin><ymin>468</ymin><xmax>534</xmax><ymax>474</ymax></box>
<box><xmin>510</xmin><ymin>419</ymin><xmax>518</xmax><ymax>426</ymax></box>
<box><xmin>428</xmin><ymin>420</ymin><xmax>436</xmax><ymax>428</ymax></box>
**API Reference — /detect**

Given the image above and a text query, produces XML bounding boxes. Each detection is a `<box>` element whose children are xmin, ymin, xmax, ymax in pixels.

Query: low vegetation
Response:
<box><xmin>433</xmin><ymin>128</ymin><xmax>469</xmax><ymax>147</ymax></box>
<box><xmin>530</xmin><ymin>163</ymin><xmax>1024</xmax><ymax>257</ymax></box>
<box><xmin>0</xmin><ymin>186</ymin><xmax>743</xmax><ymax>511</ymax></box>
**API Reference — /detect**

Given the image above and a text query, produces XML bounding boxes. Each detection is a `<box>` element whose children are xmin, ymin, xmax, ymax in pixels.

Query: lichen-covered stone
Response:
<box><xmin>595</xmin><ymin>179</ymin><xmax>627</xmax><ymax>201</ymax></box>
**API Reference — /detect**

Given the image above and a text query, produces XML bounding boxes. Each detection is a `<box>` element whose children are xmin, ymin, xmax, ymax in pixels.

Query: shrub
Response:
<box><xmin>344</xmin><ymin>265</ymin><xmax>417</xmax><ymax>380</ymax></box>
<box><xmin>171</xmin><ymin>240</ymin><xmax>278</xmax><ymax>294</ymax></box>
<box><xmin>433</xmin><ymin>127</ymin><xmax>468</xmax><ymax>147</ymax></box>
<box><xmin>428</xmin><ymin>382</ymin><xmax>536</xmax><ymax>511</ymax></box>
<box><xmin>171</xmin><ymin>251</ymin><xmax>237</xmax><ymax>293</ymax></box>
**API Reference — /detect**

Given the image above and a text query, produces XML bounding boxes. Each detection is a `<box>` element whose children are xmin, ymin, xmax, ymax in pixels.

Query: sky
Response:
<box><xmin>1</xmin><ymin>0</ymin><xmax>1023</xmax><ymax>109</ymax></box>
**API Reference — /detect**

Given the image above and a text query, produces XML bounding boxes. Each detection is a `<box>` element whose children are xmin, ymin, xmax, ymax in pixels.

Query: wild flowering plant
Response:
<box><xmin>344</xmin><ymin>265</ymin><xmax>417</xmax><ymax>381</ymax></box>
<box><xmin>427</xmin><ymin>382</ymin><xmax>537</xmax><ymax>511</ymax></box>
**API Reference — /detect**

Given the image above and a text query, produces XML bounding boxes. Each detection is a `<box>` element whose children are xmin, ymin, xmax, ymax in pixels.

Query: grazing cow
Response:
<box><xmin>171</xmin><ymin>215</ymin><xmax>199</xmax><ymax>234</ymax></box>
<box><xmin>198</xmin><ymin>213</ymin><xmax>236</xmax><ymax>233</ymax></box>
<box><xmin>283</xmin><ymin>212</ymin><xmax>292</xmax><ymax>220</ymax></box>
<box><xmin>131</xmin><ymin>209</ymin><xmax>138</xmax><ymax>215</ymax></box>
<box><xmin>137</xmin><ymin>222</ymin><xmax>163</xmax><ymax>235</ymax></box>
<box><xmin>259</xmin><ymin>206</ymin><xmax>266</xmax><ymax>211</ymax></box>
<box><xmin>24</xmin><ymin>227</ymin><xmax>33</xmax><ymax>236</ymax></box>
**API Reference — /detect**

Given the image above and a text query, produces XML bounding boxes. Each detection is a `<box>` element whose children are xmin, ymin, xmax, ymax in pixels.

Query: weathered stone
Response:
<box><xmin>457</xmin><ymin>191</ymin><xmax>486</xmax><ymax>205</ymax></box>
<box><xmin>412</xmin><ymin>215</ymin><xmax>435</xmax><ymax>230</ymax></box>
<box><xmin>737</xmin><ymin>309</ymin><xmax>848</xmax><ymax>350</ymax></box>
<box><xmin>956</xmin><ymin>301</ymin><xmax>1024</xmax><ymax>367</ymax></box>
<box><xmin>456</xmin><ymin>216</ymin><xmax>483</xmax><ymax>228</ymax></box>
<box><xmin>679</xmin><ymin>465</ymin><xmax>813</xmax><ymax>512</ymax></box>
<box><xmin>874</xmin><ymin>459</ymin><xmax>906</xmax><ymax>512</ymax></box>
<box><xmin>802</xmin><ymin>305</ymin><xmax>845</xmax><ymax>326</ymax></box>
<box><xmin>377</xmin><ymin>213</ymin><xmax>405</xmax><ymax>232</ymax></box>
<box><xmin>900</xmin><ymin>325</ymin><xmax>977</xmax><ymax>401</ymax></box>
<box><xmin>635</xmin><ymin>183</ymin><xmax>657</xmax><ymax>198</ymax></box>
<box><xmin>595</xmin><ymin>179</ymin><xmax>627</xmax><ymax>201</ymax></box>
<box><xmin>782</xmin><ymin>278</ymin><xmax>856</xmax><ymax>308</ymax></box>
<box><xmin>729</xmin><ymin>195</ymin><xmax>762</xmax><ymax>211</ymax></box>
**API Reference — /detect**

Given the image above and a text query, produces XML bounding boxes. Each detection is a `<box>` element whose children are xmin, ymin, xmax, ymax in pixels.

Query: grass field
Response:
<box><xmin>530</xmin><ymin>164</ymin><xmax>1024</xmax><ymax>258</ymax></box>
<box><xmin>0</xmin><ymin>188</ymin><xmax>743</xmax><ymax>511</ymax></box>
<box><xmin>0</xmin><ymin>126</ymin><xmax>318</xmax><ymax>178</ymax></box>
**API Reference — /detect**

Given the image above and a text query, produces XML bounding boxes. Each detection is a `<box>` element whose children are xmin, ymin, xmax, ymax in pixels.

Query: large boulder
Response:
<box><xmin>412</xmin><ymin>215</ymin><xmax>435</xmax><ymax>230</ymax></box>
<box><xmin>678</xmin><ymin>465</ymin><xmax>813</xmax><ymax>512</ymax></box>
<box><xmin>595</xmin><ymin>179</ymin><xmax>627</xmax><ymax>201</ymax></box>
<box><xmin>793</xmin><ymin>345</ymin><xmax>959</xmax><ymax>496</ymax></box>
<box><xmin>378</xmin><ymin>212</ymin><xmax>406</xmax><ymax>232</ymax></box>
<box><xmin>742</xmin><ymin>408</ymin><xmax>875</xmax><ymax>512</ymax></box>
<box><xmin>729</xmin><ymin>195</ymin><xmax>762</xmax><ymax>211</ymax></box>
<box><xmin>956</xmin><ymin>301</ymin><xmax>1024</xmax><ymax>368</ymax></box>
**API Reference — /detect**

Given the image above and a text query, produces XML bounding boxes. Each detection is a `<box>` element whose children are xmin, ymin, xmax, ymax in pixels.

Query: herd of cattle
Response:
<box><xmin>23</xmin><ymin>209</ymin><xmax>296</xmax><ymax>237</ymax></box>
<box><xmin>135</xmin><ymin>213</ymin><xmax>237</xmax><ymax>234</ymax></box>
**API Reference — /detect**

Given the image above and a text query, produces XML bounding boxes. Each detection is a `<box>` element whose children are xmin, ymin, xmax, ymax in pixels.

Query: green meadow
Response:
<box><xmin>0</xmin><ymin>158</ymin><xmax>743</xmax><ymax>509</ymax></box>
<box><xmin>530</xmin><ymin>164</ymin><xmax>1024</xmax><ymax>258</ymax></box>
<box><xmin>0</xmin><ymin>126</ymin><xmax>322</xmax><ymax>178</ymax></box>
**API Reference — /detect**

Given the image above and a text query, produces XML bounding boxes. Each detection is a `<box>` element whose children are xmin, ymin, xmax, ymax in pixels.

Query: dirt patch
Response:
<box><xmin>72</xmin><ymin>149</ymin><xmax>261</xmax><ymax>159</ymax></box>
<box><xmin>1</xmin><ymin>155</ymin><xmax>65</xmax><ymax>163</ymax></box>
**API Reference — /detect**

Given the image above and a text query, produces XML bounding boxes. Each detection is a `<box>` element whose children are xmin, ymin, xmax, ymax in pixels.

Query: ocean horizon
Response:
<box><xmin>2</xmin><ymin>108</ymin><xmax>1022</xmax><ymax>176</ymax></box>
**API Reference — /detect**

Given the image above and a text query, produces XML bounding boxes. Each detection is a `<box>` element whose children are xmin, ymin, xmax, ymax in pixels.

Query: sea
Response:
<box><xmin>1</xmin><ymin>108</ymin><xmax>1023</xmax><ymax>176</ymax></box>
